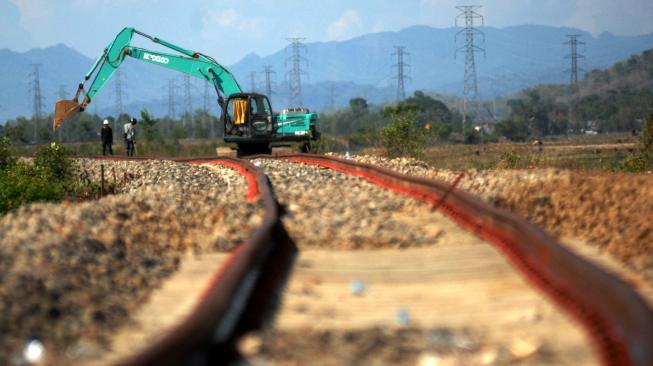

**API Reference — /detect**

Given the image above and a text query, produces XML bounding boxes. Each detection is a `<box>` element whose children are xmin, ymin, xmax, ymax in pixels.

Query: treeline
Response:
<box><xmin>0</xmin><ymin>110</ymin><xmax>222</xmax><ymax>145</ymax></box>
<box><xmin>496</xmin><ymin>49</ymin><xmax>653</xmax><ymax>140</ymax></box>
<box><xmin>320</xmin><ymin>91</ymin><xmax>481</xmax><ymax>144</ymax></box>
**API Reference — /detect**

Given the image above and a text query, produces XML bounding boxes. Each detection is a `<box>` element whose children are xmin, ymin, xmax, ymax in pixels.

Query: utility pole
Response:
<box><xmin>286</xmin><ymin>37</ymin><xmax>308</xmax><ymax>107</ymax></box>
<box><xmin>455</xmin><ymin>5</ymin><xmax>485</xmax><ymax>136</ymax></box>
<box><xmin>29</xmin><ymin>64</ymin><xmax>44</xmax><ymax>142</ymax></box>
<box><xmin>168</xmin><ymin>78</ymin><xmax>177</xmax><ymax>118</ymax></box>
<box><xmin>565</xmin><ymin>34</ymin><xmax>585</xmax><ymax>133</ymax></box>
<box><xmin>392</xmin><ymin>46</ymin><xmax>410</xmax><ymax>100</ymax></box>
<box><xmin>114</xmin><ymin>69</ymin><xmax>124</xmax><ymax>118</ymax></box>
<box><xmin>262</xmin><ymin>65</ymin><xmax>275</xmax><ymax>103</ymax></box>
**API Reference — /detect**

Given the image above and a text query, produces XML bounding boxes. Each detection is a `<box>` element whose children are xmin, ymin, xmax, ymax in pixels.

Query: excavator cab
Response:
<box><xmin>223</xmin><ymin>93</ymin><xmax>274</xmax><ymax>138</ymax></box>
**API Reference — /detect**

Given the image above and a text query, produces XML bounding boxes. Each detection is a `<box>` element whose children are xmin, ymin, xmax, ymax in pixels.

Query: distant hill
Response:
<box><xmin>521</xmin><ymin>48</ymin><xmax>653</xmax><ymax>98</ymax></box>
<box><xmin>2</xmin><ymin>25</ymin><xmax>653</xmax><ymax>123</ymax></box>
<box><xmin>503</xmin><ymin>48</ymin><xmax>653</xmax><ymax>133</ymax></box>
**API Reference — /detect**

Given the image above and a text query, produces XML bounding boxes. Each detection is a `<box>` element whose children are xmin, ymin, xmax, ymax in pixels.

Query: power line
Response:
<box><xmin>455</xmin><ymin>5</ymin><xmax>485</xmax><ymax>132</ymax></box>
<box><xmin>262</xmin><ymin>65</ymin><xmax>276</xmax><ymax>103</ymax></box>
<box><xmin>286</xmin><ymin>37</ymin><xmax>308</xmax><ymax>107</ymax></box>
<box><xmin>392</xmin><ymin>46</ymin><xmax>410</xmax><ymax>100</ymax></box>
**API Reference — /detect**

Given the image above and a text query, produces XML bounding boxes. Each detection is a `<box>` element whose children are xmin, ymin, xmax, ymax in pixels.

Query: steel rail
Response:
<box><xmin>92</xmin><ymin>155</ymin><xmax>296</xmax><ymax>365</ymax></box>
<box><xmin>262</xmin><ymin>153</ymin><xmax>653</xmax><ymax>366</ymax></box>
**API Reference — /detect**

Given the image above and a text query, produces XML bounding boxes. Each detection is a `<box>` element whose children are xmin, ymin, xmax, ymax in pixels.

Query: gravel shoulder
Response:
<box><xmin>335</xmin><ymin>154</ymin><xmax>653</xmax><ymax>281</ymax></box>
<box><xmin>0</xmin><ymin>159</ymin><xmax>263</xmax><ymax>365</ymax></box>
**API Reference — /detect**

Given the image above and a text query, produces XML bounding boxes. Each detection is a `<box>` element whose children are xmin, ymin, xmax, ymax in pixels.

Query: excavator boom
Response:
<box><xmin>53</xmin><ymin>27</ymin><xmax>242</xmax><ymax>128</ymax></box>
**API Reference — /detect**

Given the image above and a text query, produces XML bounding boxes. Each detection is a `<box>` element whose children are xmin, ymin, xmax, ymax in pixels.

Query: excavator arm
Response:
<box><xmin>54</xmin><ymin>27</ymin><xmax>242</xmax><ymax>128</ymax></box>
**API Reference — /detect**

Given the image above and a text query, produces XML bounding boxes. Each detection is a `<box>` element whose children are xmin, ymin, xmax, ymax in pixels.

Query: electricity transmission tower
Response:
<box><xmin>455</xmin><ymin>5</ymin><xmax>485</xmax><ymax>134</ymax></box>
<box><xmin>392</xmin><ymin>46</ymin><xmax>410</xmax><ymax>100</ymax></box>
<box><xmin>565</xmin><ymin>35</ymin><xmax>585</xmax><ymax>85</ymax></box>
<box><xmin>114</xmin><ymin>69</ymin><xmax>124</xmax><ymax>117</ymax></box>
<box><xmin>262</xmin><ymin>65</ymin><xmax>276</xmax><ymax>102</ymax></box>
<box><xmin>168</xmin><ymin>78</ymin><xmax>177</xmax><ymax>118</ymax></box>
<box><xmin>329</xmin><ymin>84</ymin><xmax>337</xmax><ymax>110</ymax></box>
<box><xmin>286</xmin><ymin>37</ymin><xmax>308</xmax><ymax>107</ymax></box>
<box><xmin>29</xmin><ymin>64</ymin><xmax>44</xmax><ymax>118</ymax></box>
<box><xmin>565</xmin><ymin>34</ymin><xmax>585</xmax><ymax>133</ymax></box>
<box><xmin>203</xmin><ymin>80</ymin><xmax>210</xmax><ymax>112</ymax></box>
<box><xmin>249</xmin><ymin>71</ymin><xmax>258</xmax><ymax>93</ymax></box>
<box><xmin>183</xmin><ymin>74</ymin><xmax>192</xmax><ymax>116</ymax></box>
<box><xmin>28</xmin><ymin>64</ymin><xmax>44</xmax><ymax>142</ymax></box>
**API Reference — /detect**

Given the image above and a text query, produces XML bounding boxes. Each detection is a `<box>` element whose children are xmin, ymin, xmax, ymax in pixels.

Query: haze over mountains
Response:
<box><xmin>1</xmin><ymin>24</ymin><xmax>653</xmax><ymax>123</ymax></box>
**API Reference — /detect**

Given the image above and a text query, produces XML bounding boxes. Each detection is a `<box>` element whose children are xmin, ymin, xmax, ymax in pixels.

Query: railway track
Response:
<box><xmin>2</xmin><ymin>154</ymin><xmax>652</xmax><ymax>365</ymax></box>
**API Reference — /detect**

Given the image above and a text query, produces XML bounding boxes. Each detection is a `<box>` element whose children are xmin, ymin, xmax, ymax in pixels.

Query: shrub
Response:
<box><xmin>379</xmin><ymin>107</ymin><xmax>426</xmax><ymax>158</ymax></box>
<box><xmin>0</xmin><ymin>163</ymin><xmax>66</xmax><ymax>214</ymax></box>
<box><xmin>497</xmin><ymin>150</ymin><xmax>522</xmax><ymax>169</ymax></box>
<box><xmin>34</xmin><ymin>142</ymin><xmax>76</xmax><ymax>180</ymax></box>
<box><xmin>619</xmin><ymin>114</ymin><xmax>653</xmax><ymax>172</ymax></box>
<box><xmin>0</xmin><ymin>136</ymin><xmax>16</xmax><ymax>170</ymax></box>
<box><xmin>620</xmin><ymin>155</ymin><xmax>649</xmax><ymax>172</ymax></box>
<box><xmin>0</xmin><ymin>142</ymin><xmax>98</xmax><ymax>215</ymax></box>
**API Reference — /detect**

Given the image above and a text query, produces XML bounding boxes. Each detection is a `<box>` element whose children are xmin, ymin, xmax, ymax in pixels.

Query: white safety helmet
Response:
<box><xmin>103</xmin><ymin>119</ymin><xmax>109</xmax><ymax>125</ymax></box>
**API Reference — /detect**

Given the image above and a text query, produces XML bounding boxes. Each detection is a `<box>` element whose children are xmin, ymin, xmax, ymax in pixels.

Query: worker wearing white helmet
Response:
<box><xmin>101</xmin><ymin>119</ymin><xmax>113</xmax><ymax>155</ymax></box>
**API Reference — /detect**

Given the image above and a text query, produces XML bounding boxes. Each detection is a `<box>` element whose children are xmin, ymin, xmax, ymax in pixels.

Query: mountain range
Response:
<box><xmin>1</xmin><ymin>24</ymin><xmax>653</xmax><ymax>123</ymax></box>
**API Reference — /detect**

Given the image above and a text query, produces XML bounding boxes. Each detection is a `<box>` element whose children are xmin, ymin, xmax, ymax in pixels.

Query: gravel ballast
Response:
<box><xmin>255</xmin><ymin>159</ymin><xmax>479</xmax><ymax>250</ymax></box>
<box><xmin>0</xmin><ymin>159</ymin><xmax>263</xmax><ymax>364</ymax></box>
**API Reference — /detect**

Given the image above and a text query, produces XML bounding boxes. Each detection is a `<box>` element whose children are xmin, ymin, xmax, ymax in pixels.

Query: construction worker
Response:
<box><xmin>101</xmin><ymin>119</ymin><xmax>113</xmax><ymax>155</ymax></box>
<box><xmin>124</xmin><ymin>117</ymin><xmax>137</xmax><ymax>156</ymax></box>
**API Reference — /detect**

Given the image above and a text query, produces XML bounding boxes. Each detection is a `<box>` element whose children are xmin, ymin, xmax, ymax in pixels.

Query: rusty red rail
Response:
<box><xmin>94</xmin><ymin>156</ymin><xmax>296</xmax><ymax>365</ymax></box>
<box><xmin>266</xmin><ymin>153</ymin><xmax>653</xmax><ymax>366</ymax></box>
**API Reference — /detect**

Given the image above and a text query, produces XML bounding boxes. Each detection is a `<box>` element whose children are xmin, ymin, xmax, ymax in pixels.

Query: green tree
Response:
<box><xmin>495</xmin><ymin>118</ymin><xmax>530</xmax><ymax>141</ymax></box>
<box><xmin>379</xmin><ymin>104</ymin><xmax>426</xmax><ymax>158</ymax></box>
<box><xmin>139</xmin><ymin>109</ymin><xmax>163</xmax><ymax>143</ymax></box>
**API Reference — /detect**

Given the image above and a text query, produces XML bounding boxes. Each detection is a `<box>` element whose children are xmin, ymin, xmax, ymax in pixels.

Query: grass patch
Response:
<box><xmin>413</xmin><ymin>134</ymin><xmax>640</xmax><ymax>171</ymax></box>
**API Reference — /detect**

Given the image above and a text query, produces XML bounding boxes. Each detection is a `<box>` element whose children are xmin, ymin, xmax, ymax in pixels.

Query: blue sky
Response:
<box><xmin>2</xmin><ymin>0</ymin><xmax>653</xmax><ymax>65</ymax></box>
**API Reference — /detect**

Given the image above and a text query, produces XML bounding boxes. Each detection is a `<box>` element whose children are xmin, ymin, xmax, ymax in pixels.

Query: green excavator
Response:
<box><xmin>53</xmin><ymin>27</ymin><xmax>320</xmax><ymax>155</ymax></box>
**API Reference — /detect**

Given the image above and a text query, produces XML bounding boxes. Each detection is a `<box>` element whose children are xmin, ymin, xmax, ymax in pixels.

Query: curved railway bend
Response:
<box><xmin>0</xmin><ymin>154</ymin><xmax>651</xmax><ymax>366</ymax></box>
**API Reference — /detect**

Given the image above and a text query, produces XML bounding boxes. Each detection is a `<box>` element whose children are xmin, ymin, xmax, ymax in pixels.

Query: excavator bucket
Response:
<box><xmin>53</xmin><ymin>99</ymin><xmax>82</xmax><ymax>130</ymax></box>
